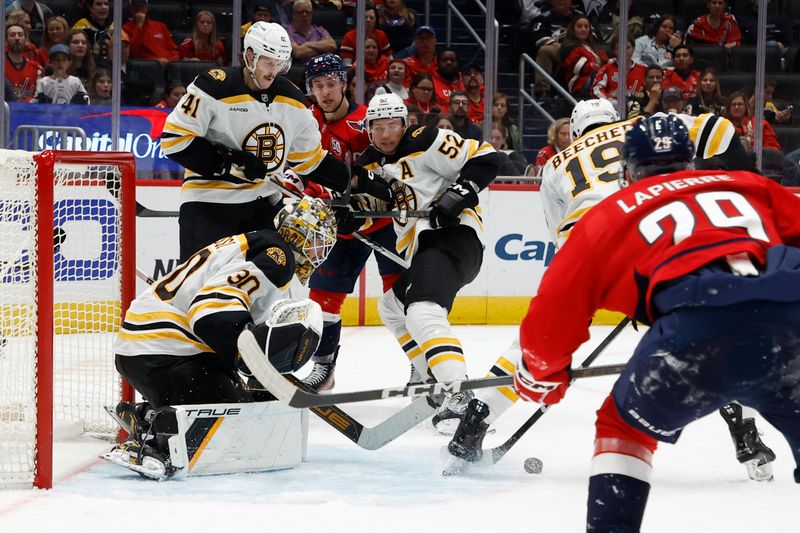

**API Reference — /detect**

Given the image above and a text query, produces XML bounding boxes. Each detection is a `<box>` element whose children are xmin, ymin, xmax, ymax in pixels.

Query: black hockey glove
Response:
<box><xmin>215</xmin><ymin>146</ymin><xmax>268</xmax><ymax>182</ymax></box>
<box><xmin>353</xmin><ymin>165</ymin><xmax>394</xmax><ymax>203</ymax></box>
<box><xmin>429</xmin><ymin>180</ymin><xmax>479</xmax><ymax>229</ymax></box>
<box><xmin>333</xmin><ymin>202</ymin><xmax>362</xmax><ymax>235</ymax></box>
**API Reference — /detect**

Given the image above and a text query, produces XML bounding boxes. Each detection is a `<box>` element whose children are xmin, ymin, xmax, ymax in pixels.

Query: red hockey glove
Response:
<box><xmin>513</xmin><ymin>357</ymin><xmax>570</xmax><ymax>405</ymax></box>
<box><xmin>278</xmin><ymin>169</ymin><xmax>305</xmax><ymax>198</ymax></box>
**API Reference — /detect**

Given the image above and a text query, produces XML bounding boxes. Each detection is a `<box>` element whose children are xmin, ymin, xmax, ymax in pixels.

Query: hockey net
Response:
<box><xmin>0</xmin><ymin>150</ymin><xmax>135</xmax><ymax>489</ymax></box>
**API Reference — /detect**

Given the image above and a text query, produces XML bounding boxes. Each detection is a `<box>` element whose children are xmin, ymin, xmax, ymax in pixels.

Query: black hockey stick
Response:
<box><xmin>353</xmin><ymin>209</ymin><xmax>431</xmax><ymax>219</ymax></box>
<box><xmin>475</xmin><ymin>317</ymin><xmax>632</xmax><ymax>467</ymax></box>
<box><xmin>136</xmin><ymin>201</ymin><xmax>179</xmax><ymax>218</ymax></box>
<box><xmin>238</xmin><ymin>327</ymin><xmax>626</xmax><ymax>408</ymax></box>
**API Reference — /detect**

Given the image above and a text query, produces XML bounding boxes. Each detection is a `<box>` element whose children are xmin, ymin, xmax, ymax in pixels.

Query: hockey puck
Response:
<box><xmin>524</xmin><ymin>457</ymin><xmax>543</xmax><ymax>474</ymax></box>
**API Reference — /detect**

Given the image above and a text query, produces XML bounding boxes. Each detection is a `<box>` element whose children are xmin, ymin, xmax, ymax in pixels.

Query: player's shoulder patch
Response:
<box><xmin>395</xmin><ymin>125</ymin><xmax>438</xmax><ymax>158</ymax></box>
<box><xmin>245</xmin><ymin>230</ymin><xmax>295</xmax><ymax>287</ymax></box>
<box><xmin>264</xmin><ymin>246</ymin><xmax>287</xmax><ymax>267</ymax></box>
<box><xmin>193</xmin><ymin>66</ymin><xmax>248</xmax><ymax>98</ymax></box>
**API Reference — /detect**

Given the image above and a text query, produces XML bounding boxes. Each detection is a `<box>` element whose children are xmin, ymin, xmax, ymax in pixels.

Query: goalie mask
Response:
<box><xmin>275</xmin><ymin>196</ymin><xmax>337</xmax><ymax>284</ymax></box>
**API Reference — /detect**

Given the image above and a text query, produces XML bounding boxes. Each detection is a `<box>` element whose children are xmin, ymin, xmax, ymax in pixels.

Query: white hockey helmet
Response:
<box><xmin>570</xmin><ymin>99</ymin><xmax>620</xmax><ymax>140</ymax></box>
<box><xmin>243</xmin><ymin>21</ymin><xmax>292</xmax><ymax>75</ymax></box>
<box><xmin>366</xmin><ymin>93</ymin><xmax>408</xmax><ymax>129</ymax></box>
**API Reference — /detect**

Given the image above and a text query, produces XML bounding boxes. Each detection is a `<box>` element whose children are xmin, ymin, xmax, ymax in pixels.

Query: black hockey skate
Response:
<box><xmin>432</xmin><ymin>390</ymin><xmax>475</xmax><ymax>435</ymax></box>
<box><xmin>720</xmin><ymin>404</ymin><xmax>776</xmax><ymax>482</ymax></box>
<box><xmin>106</xmin><ymin>401</ymin><xmax>154</xmax><ymax>443</ymax></box>
<box><xmin>101</xmin><ymin>439</ymin><xmax>177</xmax><ymax>481</ymax></box>
<box><xmin>447</xmin><ymin>398</ymin><xmax>490</xmax><ymax>462</ymax></box>
<box><xmin>301</xmin><ymin>347</ymin><xmax>339</xmax><ymax>392</ymax></box>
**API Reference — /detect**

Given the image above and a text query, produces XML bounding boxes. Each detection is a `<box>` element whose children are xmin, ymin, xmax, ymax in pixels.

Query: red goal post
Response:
<box><xmin>0</xmin><ymin>150</ymin><xmax>136</xmax><ymax>489</ymax></box>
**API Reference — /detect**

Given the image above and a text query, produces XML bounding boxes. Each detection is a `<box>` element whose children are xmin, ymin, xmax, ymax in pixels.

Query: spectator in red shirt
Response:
<box><xmin>340</xmin><ymin>5</ymin><xmax>392</xmax><ymax>66</ymax></box>
<box><xmin>592</xmin><ymin>34</ymin><xmax>646</xmax><ymax>104</ymax></box>
<box><xmin>463</xmin><ymin>63</ymin><xmax>485</xmax><ymax>124</ymax></box>
<box><xmin>662</xmin><ymin>44</ymin><xmax>700</xmax><ymax>100</ymax></box>
<box><xmin>403</xmin><ymin>25</ymin><xmax>437</xmax><ymax>81</ymax></box>
<box><xmin>686</xmin><ymin>0</ymin><xmax>741</xmax><ymax>49</ymax></box>
<box><xmin>404</xmin><ymin>72</ymin><xmax>439</xmax><ymax>116</ymax></box>
<box><xmin>4</xmin><ymin>23</ymin><xmax>42</xmax><ymax>102</ymax></box>
<box><xmin>123</xmin><ymin>0</ymin><xmax>179</xmax><ymax>68</ymax></box>
<box><xmin>6</xmin><ymin>9</ymin><xmax>39</xmax><ymax>60</ymax></box>
<box><xmin>533</xmin><ymin>117</ymin><xmax>571</xmax><ymax>176</ymax></box>
<box><xmin>356</xmin><ymin>35</ymin><xmax>390</xmax><ymax>84</ymax></box>
<box><xmin>35</xmin><ymin>15</ymin><xmax>69</xmax><ymax>66</ymax></box>
<box><xmin>724</xmin><ymin>90</ymin><xmax>782</xmax><ymax>152</ymax></box>
<box><xmin>560</xmin><ymin>15</ymin><xmax>608</xmax><ymax>98</ymax></box>
<box><xmin>431</xmin><ymin>47</ymin><xmax>463</xmax><ymax>109</ymax></box>
<box><xmin>155</xmin><ymin>82</ymin><xmax>187</xmax><ymax>108</ymax></box>
<box><xmin>179</xmin><ymin>10</ymin><xmax>226</xmax><ymax>66</ymax></box>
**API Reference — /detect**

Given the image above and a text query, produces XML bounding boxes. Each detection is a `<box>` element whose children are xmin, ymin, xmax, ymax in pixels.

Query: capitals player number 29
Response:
<box><xmin>565</xmin><ymin>140</ymin><xmax>623</xmax><ymax>197</ymax></box>
<box><xmin>639</xmin><ymin>191</ymin><xmax>769</xmax><ymax>245</ymax></box>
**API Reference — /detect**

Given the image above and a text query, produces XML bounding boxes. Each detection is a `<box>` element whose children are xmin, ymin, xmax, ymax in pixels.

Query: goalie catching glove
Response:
<box><xmin>513</xmin><ymin>355</ymin><xmax>570</xmax><ymax>405</ymax></box>
<box><xmin>429</xmin><ymin>180</ymin><xmax>479</xmax><ymax>229</ymax></box>
<box><xmin>238</xmin><ymin>298</ymin><xmax>323</xmax><ymax>375</ymax></box>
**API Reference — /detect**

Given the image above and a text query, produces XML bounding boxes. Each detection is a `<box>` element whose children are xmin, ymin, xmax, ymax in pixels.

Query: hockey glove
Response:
<box><xmin>217</xmin><ymin>146</ymin><xmax>268</xmax><ymax>182</ymax></box>
<box><xmin>353</xmin><ymin>165</ymin><xmax>394</xmax><ymax>203</ymax></box>
<box><xmin>429</xmin><ymin>180</ymin><xmax>479</xmax><ymax>229</ymax></box>
<box><xmin>333</xmin><ymin>202</ymin><xmax>362</xmax><ymax>235</ymax></box>
<box><xmin>277</xmin><ymin>168</ymin><xmax>305</xmax><ymax>198</ymax></box>
<box><xmin>513</xmin><ymin>356</ymin><xmax>569</xmax><ymax>405</ymax></box>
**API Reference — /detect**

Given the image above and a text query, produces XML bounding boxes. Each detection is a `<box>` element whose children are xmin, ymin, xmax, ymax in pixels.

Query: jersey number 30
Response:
<box><xmin>639</xmin><ymin>191</ymin><xmax>769</xmax><ymax>245</ymax></box>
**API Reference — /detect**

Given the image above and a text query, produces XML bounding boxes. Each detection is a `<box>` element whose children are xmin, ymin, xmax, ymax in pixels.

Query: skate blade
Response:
<box><xmin>746</xmin><ymin>457</ymin><xmax>774</xmax><ymax>482</ymax></box>
<box><xmin>100</xmin><ymin>449</ymin><xmax>170</xmax><ymax>481</ymax></box>
<box><xmin>103</xmin><ymin>405</ymin><xmax>134</xmax><ymax>435</ymax></box>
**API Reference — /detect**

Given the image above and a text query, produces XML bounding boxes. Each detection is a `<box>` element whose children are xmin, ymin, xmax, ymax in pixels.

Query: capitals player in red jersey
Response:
<box><xmin>514</xmin><ymin>115</ymin><xmax>800</xmax><ymax>531</ymax></box>
<box><xmin>301</xmin><ymin>53</ymin><xmax>404</xmax><ymax>390</ymax></box>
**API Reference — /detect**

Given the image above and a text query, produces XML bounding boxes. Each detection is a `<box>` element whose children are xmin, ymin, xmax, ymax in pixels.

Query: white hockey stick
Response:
<box><xmin>238</xmin><ymin>328</ymin><xmax>625</xmax><ymax>408</ymax></box>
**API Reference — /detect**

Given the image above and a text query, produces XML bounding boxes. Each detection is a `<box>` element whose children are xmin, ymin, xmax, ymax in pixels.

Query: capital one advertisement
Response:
<box><xmin>7</xmin><ymin>103</ymin><xmax>179</xmax><ymax>173</ymax></box>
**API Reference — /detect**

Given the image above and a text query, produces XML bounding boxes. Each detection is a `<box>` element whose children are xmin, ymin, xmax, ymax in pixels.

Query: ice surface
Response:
<box><xmin>0</xmin><ymin>325</ymin><xmax>795</xmax><ymax>532</ymax></box>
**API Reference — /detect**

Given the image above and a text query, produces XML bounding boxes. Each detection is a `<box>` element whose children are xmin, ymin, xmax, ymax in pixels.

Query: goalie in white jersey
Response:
<box><xmin>354</xmin><ymin>93</ymin><xmax>502</xmax><ymax>436</ymax></box>
<box><xmin>108</xmin><ymin>196</ymin><xmax>336</xmax><ymax>478</ymax></box>
<box><xmin>161</xmin><ymin>21</ymin><xmax>351</xmax><ymax>261</ymax></box>
<box><xmin>458</xmin><ymin>100</ymin><xmax>775</xmax><ymax>480</ymax></box>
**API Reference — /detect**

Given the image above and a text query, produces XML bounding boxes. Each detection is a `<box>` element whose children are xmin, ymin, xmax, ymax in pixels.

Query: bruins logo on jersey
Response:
<box><xmin>208</xmin><ymin>69</ymin><xmax>226</xmax><ymax>81</ymax></box>
<box><xmin>390</xmin><ymin>181</ymin><xmax>417</xmax><ymax>227</ymax></box>
<box><xmin>243</xmin><ymin>123</ymin><xmax>287</xmax><ymax>172</ymax></box>
<box><xmin>265</xmin><ymin>246</ymin><xmax>287</xmax><ymax>266</ymax></box>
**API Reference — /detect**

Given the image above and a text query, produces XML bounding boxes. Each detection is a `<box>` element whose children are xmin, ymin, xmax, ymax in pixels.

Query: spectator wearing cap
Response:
<box><xmin>448</xmin><ymin>90</ymin><xmax>483</xmax><ymax>141</ymax></box>
<box><xmin>403</xmin><ymin>25</ymin><xmax>437</xmax><ymax>82</ymax></box>
<box><xmin>123</xmin><ymin>0</ymin><xmax>180</xmax><ymax>69</ymax></box>
<box><xmin>432</xmin><ymin>47</ymin><xmax>464</xmax><ymax>109</ymax></box>
<box><xmin>241</xmin><ymin>4</ymin><xmax>274</xmax><ymax>38</ymax></box>
<box><xmin>658</xmin><ymin>86</ymin><xmax>684</xmax><ymax>114</ymax></box>
<box><xmin>379</xmin><ymin>0</ymin><xmax>418</xmax><ymax>57</ymax></box>
<box><xmin>661</xmin><ymin>44</ymin><xmax>700</xmax><ymax>101</ymax></box>
<box><xmin>340</xmin><ymin>5</ymin><xmax>392</xmax><ymax>67</ymax></box>
<box><xmin>35</xmin><ymin>15</ymin><xmax>70</xmax><ymax>67</ymax></box>
<box><xmin>286</xmin><ymin>0</ymin><xmax>337</xmax><ymax>63</ymax></box>
<box><xmin>72</xmin><ymin>0</ymin><xmax>114</xmax><ymax>61</ymax></box>
<box><xmin>463</xmin><ymin>63</ymin><xmax>485</xmax><ymax>124</ymax></box>
<box><xmin>34</xmin><ymin>44</ymin><xmax>90</xmax><ymax>104</ymax></box>
<box><xmin>5</xmin><ymin>23</ymin><xmax>43</xmax><ymax>103</ymax></box>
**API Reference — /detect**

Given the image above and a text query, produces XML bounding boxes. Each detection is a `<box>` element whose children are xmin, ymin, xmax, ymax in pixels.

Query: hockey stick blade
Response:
<box><xmin>238</xmin><ymin>328</ymin><xmax>624</xmax><ymax>408</ymax></box>
<box><xmin>475</xmin><ymin>318</ymin><xmax>632</xmax><ymax>467</ymax></box>
<box><xmin>136</xmin><ymin>201</ymin><xmax>179</xmax><ymax>218</ymax></box>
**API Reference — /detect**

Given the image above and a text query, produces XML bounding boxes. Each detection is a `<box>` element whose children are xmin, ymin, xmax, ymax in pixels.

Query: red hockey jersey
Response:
<box><xmin>311</xmin><ymin>101</ymin><xmax>370</xmax><ymax>165</ymax></box>
<box><xmin>520</xmin><ymin>170</ymin><xmax>800</xmax><ymax>378</ymax></box>
<box><xmin>686</xmin><ymin>13</ymin><xmax>741</xmax><ymax>46</ymax></box>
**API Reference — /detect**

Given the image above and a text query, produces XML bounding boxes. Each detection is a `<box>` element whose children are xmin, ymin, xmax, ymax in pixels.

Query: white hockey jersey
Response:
<box><xmin>161</xmin><ymin>67</ymin><xmax>327</xmax><ymax>205</ymax></box>
<box><xmin>358</xmin><ymin>125</ymin><xmax>496</xmax><ymax>259</ymax></box>
<box><xmin>540</xmin><ymin>113</ymin><xmax>741</xmax><ymax>248</ymax></box>
<box><xmin>115</xmin><ymin>231</ymin><xmax>294</xmax><ymax>358</ymax></box>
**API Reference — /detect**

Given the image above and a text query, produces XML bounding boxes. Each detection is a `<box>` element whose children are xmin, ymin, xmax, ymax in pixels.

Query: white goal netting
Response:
<box><xmin>0</xmin><ymin>150</ymin><xmax>131</xmax><ymax>487</ymax></box>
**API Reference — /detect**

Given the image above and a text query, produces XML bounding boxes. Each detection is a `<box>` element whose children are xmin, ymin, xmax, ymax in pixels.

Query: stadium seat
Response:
<box><xmin>312</xmin><ymin>6</ymin><xmax>348</xmax><ymax>40</ymax></box>
<box><xmin>190</xmin><ymin>5</ymin><xmax>236</xmax><ymax>34</ymax></box>
<box><xmin>718</xmin><ymin>72</ymin><xmax>754</xmax><ymax>96</ymax></box>
<box><xmin>676</xmin><ymin>0</ymin><xmax>711</xmax><ymax>27</ymax></box>
<box><xmin>635</xmin><ymin>0</ymin><xmax>675</xmax><ymax>19</ymax></box>
<box><xmin>691</xmin><ymin>45</ymin><xmax>728</xmax><ymax>72</ymax></box>
<box><xmin>764</xmin><ymin>73</ymin><xmax>800</xmax><ymax>102</ymax></box>
<box><xmin>774</xmin><ymin>125</ymin><xmax>800</xmax><ymax>154</ymax></box>
<box><xmin>165</xmin><ymin>61</ymin><xmax>218</xmax><ymax>86</ymax></box>
<box><xmin>149</xmin><ymin>4</ymin><xmax>190</xmax><ymax>32</ymax></box>
<box><xmin>126</xmin><ymin>59</ymin><xmax>164</xmax><ymax>105</ymax></box>
<box><xmin>730</xmin><ymin>46</ymin><xmax>783</xmax><ymax>73</ymax></box>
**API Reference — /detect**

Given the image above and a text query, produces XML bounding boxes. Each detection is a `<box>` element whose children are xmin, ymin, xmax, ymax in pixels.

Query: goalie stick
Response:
<box><xmin>473</xmin><ymin>317</ymin><xmax>632</xmax><ymax>467</ymax></box>
<box><xmin>237</xmin><ymin>328</ymin><xmax>626</xmax><ymax>408</ymax></box>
